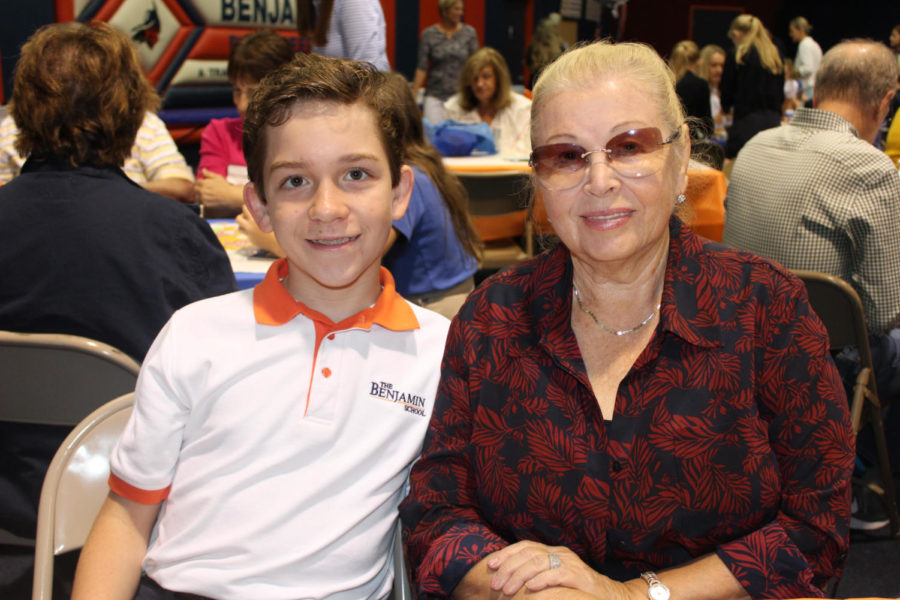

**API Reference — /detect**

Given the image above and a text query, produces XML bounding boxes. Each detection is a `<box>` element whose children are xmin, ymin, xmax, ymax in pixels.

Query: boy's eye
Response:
<box><xmin>283</xmin><ymin>175</ymin><xmax>306</xmax><ymax>189</ymax></box>
<box><xmin>345</xmin><ymin>168</ymin><xmax>370</xmax><ymax>182</ymax></box>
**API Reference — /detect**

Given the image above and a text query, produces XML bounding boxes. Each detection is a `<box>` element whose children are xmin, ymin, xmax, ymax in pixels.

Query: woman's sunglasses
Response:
<box><xmin>529</xmin><ymin>126</ymin><xmax>682</xmax><ymax>190</ymax></box>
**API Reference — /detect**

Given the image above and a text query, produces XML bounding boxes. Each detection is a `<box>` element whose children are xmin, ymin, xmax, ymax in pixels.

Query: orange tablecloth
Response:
<box><xmin>443</xmin><ymin>155</ymin><xmax>531</xmax><ymax>174</ymax></box>
<box><xmin>683</xmin><ymin>168</ymin><xmax>727</xmax><ymax>242</ymax></box>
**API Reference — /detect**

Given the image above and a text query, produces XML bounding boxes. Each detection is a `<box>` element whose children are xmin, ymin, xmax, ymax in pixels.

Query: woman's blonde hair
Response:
<box><xmin>457</xmin><ymin>47</ymin><xmax>513</xmax><ymax>112</ymax></box>
<box><xmin>528</xmin><ymin>16</ymin><xmax>565</xmax><ymax>83</ymax></box>
<box><xmin>531</xmin><ymin>40</ymin><xmax>686</xmax><ymax>146</ymax></box>
<box><xmin>668</xmin><ymin>40</ymin><xmax>700</xmax><ymax>81</ymax></box>
<box><xmin>698</xmin><ymin>44</ymin><xmax>725</xmax><ymax>81</ymax></box>
<box><xmin>729</xmin><ymin>14</ymin><xmax>782</xmax><ymax>75</ymax></box>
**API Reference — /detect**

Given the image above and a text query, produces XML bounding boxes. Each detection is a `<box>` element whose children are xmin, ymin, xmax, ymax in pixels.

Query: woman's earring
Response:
<box><xmin>676</xmin><ymin>193</ymin><xmax>686</xmax><ymax>205</ymax></box>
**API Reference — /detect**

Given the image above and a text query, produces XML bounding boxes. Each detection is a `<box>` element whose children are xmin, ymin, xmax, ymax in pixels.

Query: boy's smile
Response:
<box><xmin>245</xmin><ymin>100</ymin><xmax>412</xmax><ymax>319</ymax></box>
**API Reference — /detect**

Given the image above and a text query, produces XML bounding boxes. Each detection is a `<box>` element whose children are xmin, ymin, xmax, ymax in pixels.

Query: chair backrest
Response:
<box><xmin>790</xmin><ymin>270</ymin><xmax>873</xmax><ymax>367</ymax></box>
<box><xmin>458</xmin><ymin>171</ymin><xmax>532</xmax><ymax>217</ymax></box>
<box><xmin>32</xmin><ymin>392</ymin><xmax>134</xmax><ymax>600</ymax></box>
<box><xmin>459</xmin><ymin>171</ymin><xmax>534</xmax><ymax>267</ymax></box>
<box><xmin>792</xmin><ymin>270</ymin><xmax>900</xmax><ymax>537</ymax></box>
<box><xmin>0</xmin><ymin>331</ymin><xmax>140</xmax><ymax>426</ymax></box>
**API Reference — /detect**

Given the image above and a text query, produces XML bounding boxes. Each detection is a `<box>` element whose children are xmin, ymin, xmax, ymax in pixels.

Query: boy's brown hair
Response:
<box><xmin>243</xmin><ymin>53</ymin><xmax>403</xmax><ymax>202</ymax></box>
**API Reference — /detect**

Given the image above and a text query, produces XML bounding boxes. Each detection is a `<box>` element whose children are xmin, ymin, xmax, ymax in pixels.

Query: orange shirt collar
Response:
<box><xmin>252</xmin><ymin>258</ymin><xmax>419</xmax><ymax>333</ymax></box>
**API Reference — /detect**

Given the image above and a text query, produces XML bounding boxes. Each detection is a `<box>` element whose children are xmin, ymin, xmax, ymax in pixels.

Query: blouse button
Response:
<box><xmin>322</xmin><ymin>367</ymin><xmax>332</xmax><ymax>378</ymax></box>
<box><xmin>327</xmin><ymin>334</ymin><xmax>335</xmax><ymax>340</ymax></box>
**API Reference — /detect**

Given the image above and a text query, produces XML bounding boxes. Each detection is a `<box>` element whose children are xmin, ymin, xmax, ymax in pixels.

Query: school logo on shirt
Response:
<box><xmin>369</xmin><ymin>381</ymin><xmax>427</xmax><ymax>417</ymax></box>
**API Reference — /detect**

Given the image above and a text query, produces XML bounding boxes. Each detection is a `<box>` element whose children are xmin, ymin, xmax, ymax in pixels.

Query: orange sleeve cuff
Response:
<box><xmin>109</xmin><ymin>473</ymin><xmax>170</xmax><ymax>505</ymax></box>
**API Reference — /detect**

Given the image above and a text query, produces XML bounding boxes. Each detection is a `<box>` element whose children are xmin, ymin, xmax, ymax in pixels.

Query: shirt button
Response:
<box><xmin>327</xmin><ymin>334</ymin><xmax>335</xmax><ymax>340</ymax></box>
<box><xmin>322</xmin><ymin>367</ymin><xmax>332</xmax><ymax>378</ymax></box>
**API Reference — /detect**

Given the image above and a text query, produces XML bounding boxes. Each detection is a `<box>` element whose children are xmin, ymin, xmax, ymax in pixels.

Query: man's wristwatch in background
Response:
<box><xmin>641</xmin><ymin>571</ymin><xmax>670</xmax><ymax>600</ymax></box>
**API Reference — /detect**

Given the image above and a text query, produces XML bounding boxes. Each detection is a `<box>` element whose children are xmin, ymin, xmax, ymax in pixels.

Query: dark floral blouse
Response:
<box><xmin>400</xmin><ymin>218</ymin><xmax>854</xmax><ymax>600</ymax></box>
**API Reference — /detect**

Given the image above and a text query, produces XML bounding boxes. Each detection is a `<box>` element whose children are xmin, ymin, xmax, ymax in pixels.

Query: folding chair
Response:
<box><xmin>0</xmin><ymin>331</ymin><xmax>140</xmax><ymax>427</ymax></box>
<box><xmin>458</xmin><ymin>171</ymin><xmax>534</xmax><ymax>270</ymax></box>
<box><xmin>792</xmin><ymin>270</ymin><xmax>900</xmax><ymax>537</ymax></box>
<box><xmin>392</xmin><ymin>520</ymin><xmax>412</xmax><ymax>600</ymax></box>
<box><xmin>0</xmin><ymin>331</ymin><xmax>139</xmax><ymax>546</ymax></box>
<box><xmin>32</xmin><ymin>392</ymin><xmax>134</xmax><ymax>600</ymax></box>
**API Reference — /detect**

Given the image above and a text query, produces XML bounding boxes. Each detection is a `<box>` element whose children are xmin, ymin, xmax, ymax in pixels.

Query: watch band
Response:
<box><xmin>641</xmin><ymin>571</ymin><xmax>670</xmax><ymax>600</ymax></box>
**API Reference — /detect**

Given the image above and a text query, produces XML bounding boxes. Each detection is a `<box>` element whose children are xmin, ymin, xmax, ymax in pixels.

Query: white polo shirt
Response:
<box><xmin>109</xmin><ymin>259</ymin><xmax>449</xmax><ymax>600</ymax></box>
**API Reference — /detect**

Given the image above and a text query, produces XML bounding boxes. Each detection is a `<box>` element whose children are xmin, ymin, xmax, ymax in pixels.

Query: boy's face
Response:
<box><xmin>245</xmin><ymin>100</ymin><xmax>411</xmax><ymax>305</ymax></box>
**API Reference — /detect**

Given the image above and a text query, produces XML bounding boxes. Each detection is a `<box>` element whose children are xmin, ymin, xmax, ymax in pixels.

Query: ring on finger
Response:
<box><xmin>548</xmin><ymin>552</ymin><xmax>561</xmax><ymax>570</ymax></box>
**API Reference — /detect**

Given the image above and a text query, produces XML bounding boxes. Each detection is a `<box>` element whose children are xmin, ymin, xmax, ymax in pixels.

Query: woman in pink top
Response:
<box><xmin>194</xmin><ymin>30</ymin><xmax>293</xmax><ymax>216</ymax></box>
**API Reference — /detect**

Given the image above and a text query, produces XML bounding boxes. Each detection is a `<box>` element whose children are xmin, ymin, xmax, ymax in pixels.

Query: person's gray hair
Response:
<box><xmin>814</xmin><ymin>39</ymin><xmax>898</xmax><ymax>110</ymax></box>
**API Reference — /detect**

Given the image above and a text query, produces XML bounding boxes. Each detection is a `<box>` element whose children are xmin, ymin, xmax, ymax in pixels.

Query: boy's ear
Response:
<box><xmin>244</xmin><ymin>182</ymin><xmax>273</xmax><ymax>233</ymax></box>
<box><xmin>390</xmin><ymin>165</ymin><xmax>414</xmax><ymax>221</ymax></box>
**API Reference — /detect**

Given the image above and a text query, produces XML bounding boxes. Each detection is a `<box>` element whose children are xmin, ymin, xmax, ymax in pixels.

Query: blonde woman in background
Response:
<box><xmin>443</xmin><ymin>47</ymin><xmax>532</xmax><ymax>155</ymax></box>
<box><xmin>699</xmin><ymin>44</ymin><xmax>729</xmax><ymax>142</ymax></box>
<box><xmin>720</xmin><ymin>14</ymin><xmax>784</xmax><ymax>158</ymax></box>
<box><xmin>670</xmin><ymin>40</ymin><xmax>713</xmax><ymax>136</ymax></box>
<box><xmin>525</xmin><ymin>13</ymin><xmax>566</xmax><ymax>88</ymax></box>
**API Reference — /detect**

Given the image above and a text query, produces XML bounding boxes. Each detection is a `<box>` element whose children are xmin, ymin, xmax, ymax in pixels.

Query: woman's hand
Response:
<box><xmin>194</xmin><ymin>169</ymin><xmax>244</xmax><ymax>212</ymax></box>
<box><xmin>236</xmin><ymin>206</ymin><xmax>284</xmax><ymax>256</ymax></box>
<box><xmin>486</xmin><ymin>541</ymin><xmax>639</xmax><ymax>600</ymax></box>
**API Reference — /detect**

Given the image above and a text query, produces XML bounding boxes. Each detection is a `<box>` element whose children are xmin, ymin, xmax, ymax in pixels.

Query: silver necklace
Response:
<box><xmin>572</xmin><ymin>282</ymin><xmax>660</xmax><ymax>336</ymax></box>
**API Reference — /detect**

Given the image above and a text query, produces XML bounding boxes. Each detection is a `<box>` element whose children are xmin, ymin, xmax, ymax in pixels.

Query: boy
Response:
<box><xmin>72</xmin><ymin>54</ymin><xmax>450</xmax><ymax>600</ymax></box>
<box><xmin>194</xmin><ymin>29</ymin><xmax>294</xmax><ymax>215</ymax></box>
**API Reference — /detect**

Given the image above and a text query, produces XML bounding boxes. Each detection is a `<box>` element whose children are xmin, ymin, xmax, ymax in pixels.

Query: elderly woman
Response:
<box><xmin>401</xmin><ymin>41</ymin><xmax>853</xmax><ymax>600</ymax></box>
<box><xmin>413</xmin><ymin>0</ymin><xmax>479</xmax><ymax>124</ymax></box>
<box><xmin>444</xmin><ymin>47</ymin><xmax>532</xmax><ymax>155</ymax></box>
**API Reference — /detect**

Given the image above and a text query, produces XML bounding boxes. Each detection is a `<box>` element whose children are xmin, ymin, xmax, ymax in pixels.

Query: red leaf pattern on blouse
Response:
<box><xmin>401</xmin><ymin>219</ymin><xmax>854</xmax><ymax>600</ymax></box>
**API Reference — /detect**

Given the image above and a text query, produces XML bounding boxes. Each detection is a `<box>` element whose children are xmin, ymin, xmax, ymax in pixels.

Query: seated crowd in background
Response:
<box><xmin>0</xmin><ymin>21</ymin><xmax>236</xmax><ymax>542</ymax></box>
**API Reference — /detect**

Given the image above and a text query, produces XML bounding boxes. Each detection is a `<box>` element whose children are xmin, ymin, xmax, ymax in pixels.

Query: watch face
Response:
<box><xmin>648</xmin><ymin>583</ymin><xmax>670</xmax><ymax>600</ymax></box>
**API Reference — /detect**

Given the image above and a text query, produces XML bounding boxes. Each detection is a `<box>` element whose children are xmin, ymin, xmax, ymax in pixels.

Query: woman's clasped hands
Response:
<box><xmin>485</xmin><ymin>540</ymin><xmax>643</xmax><ymax>600</ymax></box>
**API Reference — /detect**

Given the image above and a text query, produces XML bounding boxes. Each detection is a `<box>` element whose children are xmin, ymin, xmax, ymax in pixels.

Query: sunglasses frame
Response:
<box><xmin>529</xmin><ymin>125</ymin><xmax>683</xmax><ymax>189</ymax></box>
